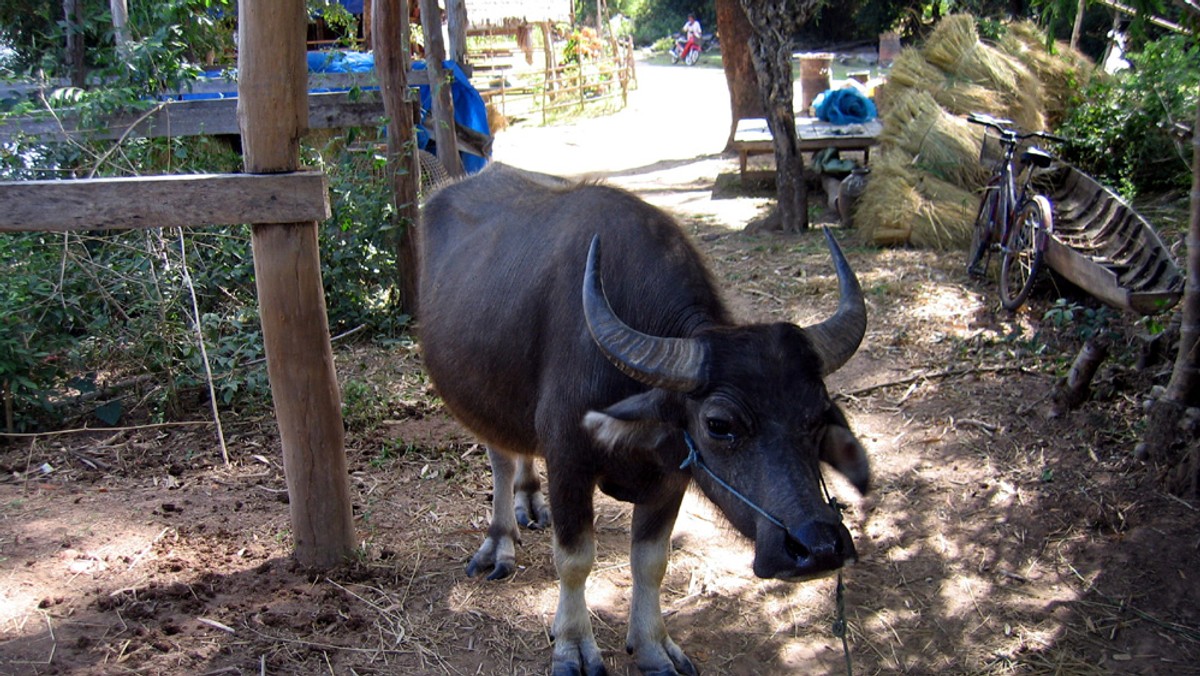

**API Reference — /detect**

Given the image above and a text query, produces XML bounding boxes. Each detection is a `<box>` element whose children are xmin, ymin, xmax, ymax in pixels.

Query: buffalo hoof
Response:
<box><xmin>466</xmin><ymin>533</ymin><xmax>516</xmax><ymax>580</ymax></box>
<box><xmin>551</xmin><ymin>637</ymin><xmax>607</xmax><ymax>676</ymax></box>
<box><xmin>515</xmin><ymin>489</ymin><xmax>552</xmax><ymax>530</ymax></box>
<box><xmin>627</xmin><ymin>637</ymin><xmax>698</xmax><ymax>676</ymax></box>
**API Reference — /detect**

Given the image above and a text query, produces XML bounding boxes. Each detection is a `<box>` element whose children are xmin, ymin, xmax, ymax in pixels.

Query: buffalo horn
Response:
<box><xmin>806</xmin><ymin>228</ymin><xmax>867</xmax><ymax>376</ymax></box>
<box><xmin>582</xmin><ymin>236</ymin><xmax>706</xmax><ymax>393</ymax></box>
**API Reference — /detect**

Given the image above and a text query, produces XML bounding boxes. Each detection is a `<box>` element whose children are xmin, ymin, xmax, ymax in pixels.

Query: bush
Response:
<box><xmin>1058</xmin><ymin>34</ymin><xmax>1198</xmax><ymax>198</ymax></box>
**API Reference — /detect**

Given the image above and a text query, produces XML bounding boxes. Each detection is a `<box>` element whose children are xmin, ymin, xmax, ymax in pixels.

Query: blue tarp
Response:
<box><xmin>813</xmin><ymin>88</ymin><xmax>877</xmax><ymax>125</ymax></box>
<box><xmin>410</xmin><ymin>60</ymin><xmax>489</xmax><ymax>174</ymax></box>
<box><xmin>179</xmin><ymin>51</ymin><xmax>491</xmax><ymax>173</ymax></box>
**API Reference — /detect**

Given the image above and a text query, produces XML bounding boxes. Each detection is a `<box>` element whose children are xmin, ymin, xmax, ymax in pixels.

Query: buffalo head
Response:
<box><xmin>582</xmin><ymin>229</ymin><xmax>869</xmax><ymax>580</ymax></box>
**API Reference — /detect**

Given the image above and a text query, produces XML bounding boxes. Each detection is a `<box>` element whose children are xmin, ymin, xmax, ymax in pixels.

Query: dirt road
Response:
<box><xmin>491</xmin><ymin>61</ymin><xmax>776</xmax><ymax>226</ymax></box>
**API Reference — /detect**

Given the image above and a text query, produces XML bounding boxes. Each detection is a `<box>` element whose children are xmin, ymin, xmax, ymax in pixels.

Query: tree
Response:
<box><xmin>737</xmin><ymin>0</ymin><xmax>823</xmax><ymax>232</ymax></box>
<box><xmin>1138</xmin><ymin>0</ymin><xmax>1200</xmax><ymax>496</ymax></box>
<box><xmin>716</xmin><ymin>0</ymin><xmax>764</xmax><ymax>150</ymax></box>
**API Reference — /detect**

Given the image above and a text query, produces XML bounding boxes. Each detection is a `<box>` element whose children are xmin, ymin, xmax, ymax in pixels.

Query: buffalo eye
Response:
<box><xmin>705</xmin><ymin>416</ymin><xmax>736</xmax><ymax>440</ymax></box>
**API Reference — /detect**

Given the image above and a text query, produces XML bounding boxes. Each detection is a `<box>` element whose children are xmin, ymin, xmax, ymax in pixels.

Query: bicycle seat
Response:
<box><xmin>1021</xmin><ymin>146</ymin><xmax>1055</xmax><ymax>168</ymax></box>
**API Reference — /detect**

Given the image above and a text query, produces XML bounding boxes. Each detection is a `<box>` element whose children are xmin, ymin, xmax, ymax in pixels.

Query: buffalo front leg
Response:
<box><xmin>549</xmin><ymin>469</ymin><xmax>606</xmax><ymax>676</ymax></box>
<box><xmin>627</xmin><ymin>493</ymin><xmax>696</xmax><ymax>676</ymax></box>
<box><xmin>467</xmin><ymin>446</ymin><xmax>520</xmax><ymax>580</ymax></box>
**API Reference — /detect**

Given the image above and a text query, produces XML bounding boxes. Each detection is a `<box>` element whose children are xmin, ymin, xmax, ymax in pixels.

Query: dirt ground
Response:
<box><xmin>3</xmin><ymin>62</ymin><xmax>1200</xmax><ymax>675</ymax></box>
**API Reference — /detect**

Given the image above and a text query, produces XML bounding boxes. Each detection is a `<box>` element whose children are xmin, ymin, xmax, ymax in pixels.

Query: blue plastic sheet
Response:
<box><xmin>813</xmin><ymin>88</ymin><xmax>877</xmax><ymax>125</ymax></box>
<box><xmin>180</xmin><ymin>51</ymin><xmax>491</xmax><ymax>173</ymax></box>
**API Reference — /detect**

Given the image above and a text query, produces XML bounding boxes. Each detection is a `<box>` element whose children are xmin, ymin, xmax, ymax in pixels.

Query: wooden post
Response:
<box><xmin>418</xmin><ymin>0</ymin><xmax>463</xmax><ymax>177</ymax></box>
<box><xmin>237</xmin><ymin>0</ymin><xmax>356</xmax><ymax>569</ymax></box>
<box><xmin>374</xmin><ymin>0</ymin><xmax>421</xmax><ymax>315</ymax></box>
<box><xmin>445</xmin><ymin>0</ymin><xmax>469</xmax><ymax>68</ymax></box>
<box><xmin>363</xmin><ymin>0</ymin><xmax>373</xmax><ymax>51</ymax></box>
<box><xmin>63</xmin><ymin>0</ymin><xmax>86</xmax><ymax>88</ymax></box>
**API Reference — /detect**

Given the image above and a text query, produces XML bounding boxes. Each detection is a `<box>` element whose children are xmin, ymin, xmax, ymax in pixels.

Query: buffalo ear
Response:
<box><xmin>820</xmin><ymin>426</ymin><xmax>870</xmax><ymax>494</ymax></box>
<box><xmin>582</xmin><ymin>390</ymin><xmax>679</xmax><ymax>452</ymax></box>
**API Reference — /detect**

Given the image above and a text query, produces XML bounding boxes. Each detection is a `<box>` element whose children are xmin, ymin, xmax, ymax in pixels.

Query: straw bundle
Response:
<box><xmin>853</xmin><ymin>151</ymin><xmax>921</xmax><ymax>247</ymax></box>
<box><xmin>853</xmin><ymin>150</ymin><xmax>979</xmax><ymax>249</ymax></box>
<box><xmin>910</xmin><ymin>172</ymin><xmax>979</xmax><ymax>249</ymax></box>
<box><xmin>997</xmin><ymin>20</ymin><xmax>1096</xmax><ymax>127</ymax></box>
<box><xmin>886</xmin><ymin>47</ymin><xmax>944</xmax><ymax>91</ymax></box>
<box><xmin>878</xmin><ymin>89</ymin><xmax>988</xmax><ymax>188</ymax></box>
<box><xmin>922</xmin><ymin>14</ymin><xmax>1046</xmax><ymax>130</ymax></box>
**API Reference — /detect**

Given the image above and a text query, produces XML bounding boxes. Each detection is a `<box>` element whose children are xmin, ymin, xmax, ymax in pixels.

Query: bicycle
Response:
<box><xmin>965</xmin><ymin>112</ymin><xmax>1066</xmax><ymax>311</ymax></box>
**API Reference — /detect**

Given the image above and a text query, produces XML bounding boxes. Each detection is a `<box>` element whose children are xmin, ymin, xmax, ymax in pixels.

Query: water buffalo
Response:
<box><xmin>418</xmin><ymin>163</ymin><xmax>869</xmax><ymax>675</ymax></box>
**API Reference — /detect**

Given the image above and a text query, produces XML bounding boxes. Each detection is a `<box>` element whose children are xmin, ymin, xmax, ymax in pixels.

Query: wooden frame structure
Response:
<box><xmin>0</xmin><ymin>0</ymin><xmax>432</xmax><ymax>568</ymax></box>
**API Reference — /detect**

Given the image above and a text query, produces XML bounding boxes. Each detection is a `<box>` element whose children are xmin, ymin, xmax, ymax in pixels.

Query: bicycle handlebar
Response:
<box><xmin>966</xmin><ymin>112</ymin><xmax>1069</xmax><ymax>145</ymax></box>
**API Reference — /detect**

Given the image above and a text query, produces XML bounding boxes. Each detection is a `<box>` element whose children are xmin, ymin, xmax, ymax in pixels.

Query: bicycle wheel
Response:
<box><xmin>999</xmin><ymin>194</ymin><xmax>1052</xmax><ymax>311</ymax></box>
<box><xmin>967</xmin><ymin>180</ymin><xmax>1001</xmax><ymax>277</ymax></box>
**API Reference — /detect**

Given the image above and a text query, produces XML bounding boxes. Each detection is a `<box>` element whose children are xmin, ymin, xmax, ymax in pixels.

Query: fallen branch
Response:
<box><xmin>840</xmin><ymin>364</ymin><xmax>1035</xmax><ymax>399</ymax></box>
<box><xmin>0</xmin><ymin>419</ymin><xmax>214</xmax><ymax>438</ymax></box>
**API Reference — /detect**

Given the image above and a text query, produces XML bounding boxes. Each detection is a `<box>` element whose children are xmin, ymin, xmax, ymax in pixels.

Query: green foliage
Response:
<box><xmin>1043</xmin><ymin>299</ymin><xmax>1118</xmax><ymax>342</ymax></box>
<box><xmin>1058</xmin><ymin>34</ymin><xmax>1198</xmax><ymax>198</ymax></box>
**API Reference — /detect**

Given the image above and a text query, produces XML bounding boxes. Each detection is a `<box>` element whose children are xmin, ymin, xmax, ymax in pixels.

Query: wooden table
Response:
<box><xmin>733</xmin><ymin>116</ymin><xmax>882</xmax><ymax>182</ymax></box>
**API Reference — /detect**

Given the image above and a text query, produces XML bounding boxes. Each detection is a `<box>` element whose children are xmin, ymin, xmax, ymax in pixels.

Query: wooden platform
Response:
<box><xmin>733</xmin><ymin>116</ymin><xmax>882</xmax><ymax>182</ymax></box>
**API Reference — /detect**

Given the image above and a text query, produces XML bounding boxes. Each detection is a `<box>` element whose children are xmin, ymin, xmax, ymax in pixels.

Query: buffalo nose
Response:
<box><xmin>785</xmin><ymin>521</ymin><xmax>857</xmax><ymax>573</ymax></box>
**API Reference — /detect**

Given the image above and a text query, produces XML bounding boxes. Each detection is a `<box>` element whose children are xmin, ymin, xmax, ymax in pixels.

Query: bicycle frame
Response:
<box><xmin>967</xmin><ymin>112</ymin><xmax>1065</xmax><ymax>310</ymax></box>
<box><xmin>982</xmin><ymin>131</ymin><xmax>1036</xmax><ymax>251</ymax></box>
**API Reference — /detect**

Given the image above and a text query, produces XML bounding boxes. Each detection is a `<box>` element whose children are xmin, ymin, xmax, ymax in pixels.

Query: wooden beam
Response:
<box><xmin>0</xmin><ymin>84</ymin><xmax>491</xmax><ymax>159</ymax></box>
<box><xmin>0</xmin><ymin>172</ymin><xmax>330</xmax><ymax>232</ymax></box>
<box><xmin>238</xmin><ymin>0</ymin><xmax>356</xmax><ymax>570</ymax></box>
<box><xmin>0</xmin><ymin>91</ymin><xmax>390</xmax><ymax>143</ymax></box>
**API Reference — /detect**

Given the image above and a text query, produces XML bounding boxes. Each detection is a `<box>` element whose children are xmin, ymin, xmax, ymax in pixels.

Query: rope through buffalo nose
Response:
<box><xmin>680</xmin><ymin>431</ymin><xmax>788</xmax><ymax>530</ymax></box>
<box><xmin>681</xmin><ymin>430</ymin><xmax>853</xmax><ymax>676</ymax></box>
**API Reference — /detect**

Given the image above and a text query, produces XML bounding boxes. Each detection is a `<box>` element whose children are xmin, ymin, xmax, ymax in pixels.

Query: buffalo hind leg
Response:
<box><xmin>514</xmin><ymin>455</ymin><xmax>551</xmax><ymax>529</ymax></box>
<box><xmin>626</xmin><ymin>492</ymin><xmax>696</xmax><ymax>676</ymax></box>
<box><xmin>467</xmin><ymin>446</ymin><xmax>521</xmax><ymax>580</ymax></box>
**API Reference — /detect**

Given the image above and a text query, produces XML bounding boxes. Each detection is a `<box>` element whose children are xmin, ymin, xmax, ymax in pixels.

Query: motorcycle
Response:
<box><xmin>669</xmin><ymin>32</ymin><xmax>715</xmax><ymax>65</ymax></box>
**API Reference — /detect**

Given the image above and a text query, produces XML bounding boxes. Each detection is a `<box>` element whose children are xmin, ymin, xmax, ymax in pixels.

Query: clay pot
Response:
<box><xmin>837</xmin><ymin>166</ymin><xmax>870</xmax><ymax>227</ymax></box>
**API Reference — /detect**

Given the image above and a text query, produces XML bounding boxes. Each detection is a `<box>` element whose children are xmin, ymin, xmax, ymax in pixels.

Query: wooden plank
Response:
<box><xmin>1</xmin><ymin>69</ymin><xmax>429</xmax><ymax>101</ymax></box>
<box><xmin>0</xmin><ymin>91</ymin><xmax>394</xmax><ymax>143</ymax></box>
<box><xmin>0</xmin><ymin>171</ymin><xmax>329</xmax><ymax>232</ymax></box>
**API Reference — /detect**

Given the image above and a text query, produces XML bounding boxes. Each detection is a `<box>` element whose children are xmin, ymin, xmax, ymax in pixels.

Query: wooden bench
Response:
<box><xmin>733</xmin><ymin>116</ymin><xmax>883</xmax><ymax>183</ymax></box>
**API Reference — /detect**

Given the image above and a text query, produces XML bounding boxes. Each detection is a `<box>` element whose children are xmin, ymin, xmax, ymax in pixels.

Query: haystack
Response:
<box><xmin>921</xmin><ymin>14</ymin><xmax>1046</xmax><ymax>131</ymax></box>
<box><xmin>878</xmin><ymin>89</ymin><xmax>988</xmax><ymax>188</ymax></box>
<box><xmin>852</xmin><ymin>149</ymin><xmax>979</xmax><ymax>250</ymax></box>
<box><xmin>996</xmin><ymin>20</ymin><xmax>1097</xmax><ymax>127</ymax></box>
<box><xmin>882</xmin><ymin>47</ymin><xmax>1004</xmax><ymax>117</ymax></box>
<box><xmin>861</xmin><ymin>13</ymin><xmax>1090</xmax><ymax>249</ymax></box>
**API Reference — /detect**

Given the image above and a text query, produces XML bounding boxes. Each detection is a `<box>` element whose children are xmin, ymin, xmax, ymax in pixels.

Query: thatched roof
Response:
<box><xmin>466</xmin><ymin>0</ymin><xmax>571</xmax><ymax>27</ymax></box>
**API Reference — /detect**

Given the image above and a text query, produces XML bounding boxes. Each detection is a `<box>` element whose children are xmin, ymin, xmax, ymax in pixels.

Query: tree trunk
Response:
<box><xmin>1142</xmin><ymin>97</ymin><xmax>1200</xmax><ymax>496</ymax></box>
<box><xmin>110</xmin><ymin>0</ymin><xmax>129</xmax><ymax>52</ymax></box>
<box><xmin>374</xmin><ymin>0</ymin><xmax>420</xmax><ymax>315</ymax></box>
<box><xmin>739</xmin><ymin>0</ymin><xmax>812</xmax><ymax>232</ymax></box>
<box><xmin>717</xmin><ymin>0</ymin><xmax>764</xmax><ymax>151</ymax></box>
<box><xmin>63</xmin><ymin>0</ymin><xmax>86</xmax><ymax>88</ymax></box>
<box><xmin>445</xmin><ymin>0</ymin><xmax>468</xmax><ymax>66</ymax></box>
<box><xmin>1070</xmin><ymin>0</ymin><xmax>1085</xmax><ymax>51</ymax></box>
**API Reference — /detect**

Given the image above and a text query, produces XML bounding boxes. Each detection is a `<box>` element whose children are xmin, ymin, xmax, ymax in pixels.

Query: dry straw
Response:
<box><xmin>921</xmin><ymin>14</ymin><xmax>1047</xmax><ymax>131</ymax></box>
<box><xmin>878</xmin><ymin>89</ymin><xmax>988</xmax><ymax>188</ymax></box>
<box><xmin>997</xmin><ymin>20</ymin><xmax>1097</xmax><ymax>128</ymax></box>
<box><xmin>854</xmin><ymin>150</ymin><xmax>979</xmax><ymax>250</ymax></box>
